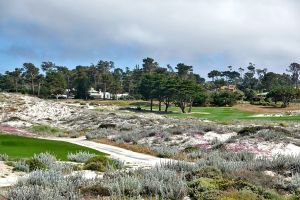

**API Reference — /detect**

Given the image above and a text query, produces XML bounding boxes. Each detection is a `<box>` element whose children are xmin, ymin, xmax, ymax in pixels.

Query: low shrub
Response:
<box><xmin>99</xmin><ymin>123</ymin><xmax>116</xmax><ymax>129</ymax></box>
<box><xmin>30</xmin><ymin>124</ymin><xmax>62</xmax><ymax>135</ymax></box>
<box><xmin>160</xmin><ymin>161</ymin><xmax>197</xmax><ymax>173</ymax></box>
<box><xmin>26</xmin><ymin>158</ymin><xmax>47</xmax><ymax>171</ymax></box>
<box><xmin>104</xmin><ymin>167</ymin><xmax>187</xmax><ymax>199</ymax></box>
<box><xmin>238</xmin><ymin>126</ymin><xmax>265</xmax><ymax>136</ymax></box>
<box><xmin>193</xmin><ymin>166</ymin><xmax>222</xmax><ymax>179</ymax></box>
<box><xmin>33</xmin><ymin>152</ymin><xmax>57</xmax><ymax>167</ymax></box>
<box><xmin>219</xmin><ymin>189</ymin><xmax>260</xmax><ymax>200</ymax></box>
<box><xmin>14</xmin><ymin>160</ymin><xmax>30</xmax><ymax>172</ymax></box>
<box><xmin>67</xmin><ymin>151</ymin><xmax>96</xmax><ymax>163</ymax></box>
<box><xmin>0</xmin><ymin>153</ymin><xmax>9</xmax><ymax>161</ymax></box>
<box><xmin>80</xmin><ymin>184</ymin><xmax>111</xmax><ymax>197</ymax></box>
<box><xmin>83</xmin><ymin>156</ymin><xmax>120</xmax><ymax>172</ymax></box>
<box><xmin>238</xmin><ymin>126</ymin><xmax>290</xmax><ymax>137</ymax></box>
<box><xmin>8</xmin><ymin>170</ymin><xmax>88</xmax><ymax>200</ymax></box>
<box><xmin>86</xmin><ymin>129</ymin><xmax>112</xmax><ymax>139</ymax></box>
<box><xmin>153</xmin><ymin>145</ymin><xmax>180</xmax><ymax>158</ymax></box>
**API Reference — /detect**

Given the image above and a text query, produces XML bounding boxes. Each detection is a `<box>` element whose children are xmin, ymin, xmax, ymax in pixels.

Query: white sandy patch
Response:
<box><xmin>70</xmin><ymin>170</ymin><xmax>103</xmax><ymax>179</ymax></box>
<box><xmin>271</xmin><ymin>143</ymin><xmax>300</xmax><ymax>157</ymax></box>
<box><xmin>251</xmin><ymin>114</ymin><xmax>284</xmax><ymax>117</ymax></box>
<box><xmin>1</xmin><ymin>120</ymin><xmax>32</xmax><ymax>128</ymax></box>
<box><xmin>0</xmin><ymin>161</ymin><xmax>26</xmax><ymax>188</ymax></box>
<box><xmin>203</xmin><ymin>131</ymin><xmax>237</xmax><ymax>142</ymax></box>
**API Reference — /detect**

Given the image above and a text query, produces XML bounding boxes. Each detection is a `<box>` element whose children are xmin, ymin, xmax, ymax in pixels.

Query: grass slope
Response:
<box><xmin>139</xmin><ymin>104</ymin><xmax>300</xmax><ymax>121</ymax></box>
<box><xmin>0</xmin><ymin>134</ymin><xmax>106</xmax><ymax>160</ymax></box>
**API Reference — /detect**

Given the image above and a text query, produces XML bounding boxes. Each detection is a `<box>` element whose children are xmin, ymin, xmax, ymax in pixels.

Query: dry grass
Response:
<box><xmin>95</xmin><ymin>138</ymin><xmax>158</xmax><ymax>156</ymax></box>
<box><xmin>95</xmin><ymin>139</ymin><xmax>191</xmax><ymax>160</ymax></box>
<box><xmin>234</xmin><ymin>103</ymin><xmax>300</xmax><ymax>113</ymax></box>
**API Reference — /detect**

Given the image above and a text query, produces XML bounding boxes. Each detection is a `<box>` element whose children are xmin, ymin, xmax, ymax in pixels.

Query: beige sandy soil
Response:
<box><xmin>0</xmin><ymin>162</ymin><xmax>26</xmax><ymax>188</ymax></box>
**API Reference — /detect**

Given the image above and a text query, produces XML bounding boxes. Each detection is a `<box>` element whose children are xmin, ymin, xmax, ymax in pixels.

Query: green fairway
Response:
<box><xmin>0</xmin><ymin>134</ymin><xmax>106</xmax><ymax>160</ymax></box>
<box><xmin>138</xmin><ymin>105</ymin><xmax>300</xmax><ymax>122</ymax></box>
<box><xmin>166</xmin><ymin>107</ymin><xmax>255</xmax><ymax>121</ymax></box>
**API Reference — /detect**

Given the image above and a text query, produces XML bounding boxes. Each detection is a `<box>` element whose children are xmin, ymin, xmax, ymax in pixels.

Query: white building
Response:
<box><xmin>88</xmin><ymin>88</ymin><xmax>111</xmax><ymax>99</ymax></box>
<box><xmin>114</xmin><ymin>93</ymin><xmax>129</xmax><ymax>100</ymax></box>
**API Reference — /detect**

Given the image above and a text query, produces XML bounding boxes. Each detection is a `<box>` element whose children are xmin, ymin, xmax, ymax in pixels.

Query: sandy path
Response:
<box><xmin>0</xmin><ymin>162</ymin><xmax>26</xmax><ymax>188</ymax></box>
<box><xmin>41</xmin><ymin>136</ymin><xmax>172</xmax><ymax>168</ymax></box>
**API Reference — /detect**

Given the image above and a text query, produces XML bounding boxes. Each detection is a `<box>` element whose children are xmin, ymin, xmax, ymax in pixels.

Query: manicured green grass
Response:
<box><xmin>166</xmin><ymin>107</ymin><xmax>255</xmax><ymax>121</ymax></box>
<box><xmin>139</xmin><ymin>105</ymin><xmax>300</xmax><ymax>122</ymax></box>
<box><xmin>0</xmin><ymin>134</ymin><xmax>106</xmax><ymax>160</ymax></box>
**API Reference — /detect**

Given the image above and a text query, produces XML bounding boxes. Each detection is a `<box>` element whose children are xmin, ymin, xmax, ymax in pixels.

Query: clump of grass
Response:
<box><xmin>30</xmin><ymin>124</ymin><xmax>63</xmax><ymax>135</ymax></box>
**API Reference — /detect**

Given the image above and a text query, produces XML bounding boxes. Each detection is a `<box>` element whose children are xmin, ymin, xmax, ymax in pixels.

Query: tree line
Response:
<box><xmin>0</xmin><ymin>58</ymin><xmax>299</xmax><ymax>111</ymax></box>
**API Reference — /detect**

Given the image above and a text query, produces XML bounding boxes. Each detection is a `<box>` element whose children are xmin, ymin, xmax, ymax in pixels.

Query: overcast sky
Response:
<box><xmin>0</xmin><ymin>0</ymin><xmax>299</xmax><ymax>76</ymax></box>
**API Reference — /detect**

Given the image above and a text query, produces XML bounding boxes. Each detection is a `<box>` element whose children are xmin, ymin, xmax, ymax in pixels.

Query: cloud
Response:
<box><xmin>0</xmin><ymin>0</ymin><xmax>299</xmax><ymax>74</ymax></box>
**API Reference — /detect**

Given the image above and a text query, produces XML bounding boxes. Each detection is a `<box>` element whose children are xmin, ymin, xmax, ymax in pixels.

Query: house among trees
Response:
<box><xmin>88</xmin><ymin>88</ymin><xmax>111</xmax><ymax>99</ymax></box>
<box><xmin>88</xmin><ymin>87</ymin><xmax>129</xmax><ymax>100</ymax></box>
<box><xmin>219</xmin><ymin>85</ymin><xmax>236</xmax><ymax>92</ymax></box>
<box><xmin>253</xmin><ymin>92</ymin><xmax>268</xmax><ymax>101</ymax></box>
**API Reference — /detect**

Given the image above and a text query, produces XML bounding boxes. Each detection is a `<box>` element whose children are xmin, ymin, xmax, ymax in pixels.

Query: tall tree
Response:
<box><xmin>287</xmin><ymin>63</ymin><xmax>300</xmax><ymax>88</ymax></box>
<box><xmin>96</xmin><ymin>60</ymin><xmax>114</xmax><ymax>99</ymax></box>
<box><xmin>267</xmin><ymin>86</ymin><xmax>299</xmax><ymax>107</ymax></box>
<box><xmin>41</xmin><ymin>61</ymin><xmax>56</xmax><ymax>72</ymax></box>
<box><xmin>23</xmin><ymin>63</ymin><xmax>39</xmax><ymax>95</ymax></box>
<box><xmin>175</xmin><ymin>79</ymin><xmax>200</xmax><ymax>113</ymax></box>
<box><xmin>208</xmin><ymin>70</ymin><xmax>222</xmax><ymax>81</ymax></box>
<box><xmin>142</xmin><ymin>57</ymin><xmax>159</xmax><ymax>74</ymax></box>
<box><xmin>7</xmin><ymin>68</ymin><xmax>23</xmax><ymax>92</ymax></box>
<box><xmin>45</xmin><ymin>71</ymin><xmax>66</xmax><ymax>99</ymax></box>
<box><xmin>139</xmin><ymin>74</ymin><xmax>157</xmax><ymax>111</ymax></box>
<box><xmin>176</xmin><ymin>63</ymin><xmax>193</xmax><ymax>80</ymax></box>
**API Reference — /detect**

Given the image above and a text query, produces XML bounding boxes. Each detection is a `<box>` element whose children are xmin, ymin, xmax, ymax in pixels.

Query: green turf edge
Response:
<box><xmin>0</xmin><ymin>133</ymin><xmax>107</xmax><ymax>160</ymax></box>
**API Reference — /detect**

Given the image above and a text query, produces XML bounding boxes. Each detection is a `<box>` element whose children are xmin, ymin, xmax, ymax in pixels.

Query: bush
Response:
<box><xmin>153</xmin><ymin>145</ymin><xmax>180</xmax><ymax>158</ymax></box>
<box><xmin>67</xmin><ymin>151</ymin><xmax>96</xmax><ymax>163</ymax></box>
<box><xmin>86</xmin><ymin>129</ymin><xmax>113</xmax><ymax>139</ymax></box>
<box><xmin>30</xmin><ymin>125</ymin><xmax>62</xmax><ymax>135</ymax></box>
<box><xmin>8</xmin><ymin>170</ymin><xmax>88</xmax><ymax>200</ymax></box>
<box><xmin>211</xmin><ymin>91</ymin><xmax>239</xmax><ymax>107</ymax></box>
<box><xmin>33</xmin><ymin>152</ymin><xmax>57</xmax><ymax>167</ymax></box>
<box><xmin>193</xmin><ymin>166</ymin><xmax>222</xmax><ymax>179</ymax></box>
<box><xmin>104</xmin><ymin>167</ymin><xmax>187</xmax><ymax>199</ymax></box>
<box><xmin>106</xmin><ymin>174</ymin><xmax>142</xmax><ymax>197</ymax></box>
<box><xmin>84</xmin><ymin>162</ymin><xmax>106</xmax><ymax>172</ymax></box>
<box><xmin>99</xmin><ymin>123</ymin><xmax>116</xmax><ymax>129</ymax></box>
<box><xmin>0</xmin><ymin>153</ymin><xmax>8</xmax><ymax>161</ymax></box>
<box><xmin>26</xmin><ymin>158</ymin><xmax>47</xmax><ymax>171</ymax></box>
<box><xmin>238</xmin><ymin>126</ymin><xmax>264</xmax><ymax>136</ymax></box>
<box><xmin>83</xmin><ymin>156</ymin><xmax>109</xmax><ymax>172</ymax></box>
<box><xmin>219</xmin><ymin>189</ymin><xmax>260</xmax><ymax>200</ymax></box>
<box><xmin>14</xmin><ymin>160</ymin><xmax>30</xmax><ymax>172</ymax></box>
<box><xmin>80</xmin><ymin>184</ymin><xmax>111</xmax><ymax>197</ymax></box>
